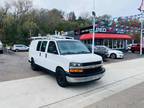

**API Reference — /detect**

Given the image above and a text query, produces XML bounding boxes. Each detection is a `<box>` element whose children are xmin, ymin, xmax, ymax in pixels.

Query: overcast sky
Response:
<box><xmin>0</xmin><ymin>0</ymin><xmax>142</xmax><ymax>18</ymax></box>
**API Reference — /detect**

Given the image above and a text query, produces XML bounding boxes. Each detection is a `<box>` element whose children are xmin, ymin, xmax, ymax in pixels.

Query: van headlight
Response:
<box><xmin>69</xmin><ymin>62</ymin><xmax>82</xmax><ymax>67</ymax></box>
<box><xmin>69</xmin><ymin>62</ymin><xmax>83</xmax><ymax>73</ymax></box>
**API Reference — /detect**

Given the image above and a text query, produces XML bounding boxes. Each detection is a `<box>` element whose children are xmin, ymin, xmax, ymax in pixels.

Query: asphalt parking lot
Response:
<box><xmin>0</xmin><ymin>51</ymin><xmax>46</xmax><ymax>82</ymax></box>
<box><xmin>0</xmin><ymin>50</ymin><xmax>143</xmax><ymax>82</ymax></box>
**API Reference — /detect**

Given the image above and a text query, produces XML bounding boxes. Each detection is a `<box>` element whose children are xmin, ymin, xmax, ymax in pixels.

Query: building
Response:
<box><xmin>80</xmin><ymin>33</ymin><xmax>132</xmax><ymax>50</ymax></box>
<box><xmin>74</xmin><ymin>26</ymin><xmax>133</xmax><ymax>50</ymax></box>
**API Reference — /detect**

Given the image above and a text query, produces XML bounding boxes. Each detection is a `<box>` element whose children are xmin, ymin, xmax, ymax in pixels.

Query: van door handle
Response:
<box><xmin>45</xmin><ymin>53</ymin><xmax>47</xmax><ymax>58</ymax></box>
<box><xmin>39</xmin><ymin>52</ymin><xmax>41</xmax><ymax>56</ymax></box>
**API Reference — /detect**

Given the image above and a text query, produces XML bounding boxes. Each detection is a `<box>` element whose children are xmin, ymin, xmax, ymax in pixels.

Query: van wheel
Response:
<box><xmin>0</xmin><ymin>50</ymin><xmax>3</xmax><ymax>54</ymax></box>
<box><xmin>31</xmin><ymin>59</ymin><xmax>38</xmax><ymax>71</ymax></box>
<box><xmin>15</xmin><ymin>49</ymin><xmax>19</xmax><ymax>52</ymax></box>
<box><xmin>110</xmin><ymin>53</ymin><xmax>117</xmax><ymax>59</ymax></box>
<box><xmin>56</xmin><ymin>68</ymin><xmax>68</xmax><ymax>87</ymax></box>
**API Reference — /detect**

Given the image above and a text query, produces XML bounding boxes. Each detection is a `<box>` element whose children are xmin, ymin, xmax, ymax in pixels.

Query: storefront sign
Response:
<box><xmin>116</xmin><ymin>29</ymin><xmax>125</xmax><ymax>34</ymax></box>
<box><xmin>89</xmin><ymin>28</ymin><xmax>107</xmax><ymax>33</ymax></box>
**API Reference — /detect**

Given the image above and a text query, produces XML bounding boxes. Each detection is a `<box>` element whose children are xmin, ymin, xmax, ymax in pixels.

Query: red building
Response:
<box><xmin>80</xmin><ymin>33</ymin><xmax>132</xmax><ymax>50</ymax></box>
<box><xmin>74</xmin><ymin>26</ymin><xmax>133</xmax><ymax>50</ymax></box>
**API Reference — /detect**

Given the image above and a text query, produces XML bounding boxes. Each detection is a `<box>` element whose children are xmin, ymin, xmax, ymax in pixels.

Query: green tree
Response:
<box><xmin>67</xmin><ymin>12</ymin><xmax>76</xmax><ymax>21</ymax></box>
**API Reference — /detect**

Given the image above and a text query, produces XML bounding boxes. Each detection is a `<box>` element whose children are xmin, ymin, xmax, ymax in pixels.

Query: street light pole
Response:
<box><xmin>138</xmin><ymin>0</ymin><xmax>144</xmax><ymax>55</ymax></box>
<box><xmin>92</xmin><ymin>12</ymin><xmax>96</xmax><ymax>54</ymax></box>
<box><xmin>92</xmin><ymin>0</ymin><xmax>96</xmax><ymax>54</ymax></box>
<box><xmin>140</xmin><ymin>17</ymin><xmax>143</xmax><ymax>55</ymax></box>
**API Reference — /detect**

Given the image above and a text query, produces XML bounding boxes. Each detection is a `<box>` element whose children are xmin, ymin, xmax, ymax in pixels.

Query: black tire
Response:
<box><xmin>131</xmin><ymin>50</ymin><xmax>135</xmax><ymax>53</ymax></box>
<box><xmin>15</xmin><ymin>49</ymin><xmax>19</xmax><ymax>52</ymax></box>
<box><xmin>110</xmin><ymin>53</ymin><xmax>117</xmax><ymax>59</ymax></box>
<box><xmin>102</xmin><ymin>54</ymin><xmax>107</xmax><ymax>61</ymax></box>
<box><xmin>0</xmin><ymin>50</ymin><xmax>3</xmax><ymax>54</ymax></box>
<box><xmin>31</xmin><ymin>59</ymin><xmax>38</xmax><ymax>71</ymax></box>
<box><xmin>56</xmin><ymin>68</ymin><xmax>68</xmax><ymax>87</ymax></box>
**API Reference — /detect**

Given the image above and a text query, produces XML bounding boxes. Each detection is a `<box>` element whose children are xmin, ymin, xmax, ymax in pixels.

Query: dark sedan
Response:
<box><xmin>85</xmin><ymin>44</ymin><xmax>108</xmax><ymax>61</ymax></box>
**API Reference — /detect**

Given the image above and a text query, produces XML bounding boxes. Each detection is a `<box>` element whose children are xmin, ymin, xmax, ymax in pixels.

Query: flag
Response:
<box><xmin>138</xmin><ymin>0</ymin><xmax>144</xmax><ymax>11</ymax></box>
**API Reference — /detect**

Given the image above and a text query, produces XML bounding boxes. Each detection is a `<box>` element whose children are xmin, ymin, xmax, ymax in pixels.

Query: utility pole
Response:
<box><xmin>92</xmin><ymin>0</ymin><xmax>96</xmax><ymax>54</ymax></box>
<box><xmin>140</xmin><ymin>18</ymin><xmax>143</xmax><ymax>55</ymax></box>
<box><xmin>138</xmin><ymin>0</ymin><xmax>144</xmax><ymax>55</ymax></box>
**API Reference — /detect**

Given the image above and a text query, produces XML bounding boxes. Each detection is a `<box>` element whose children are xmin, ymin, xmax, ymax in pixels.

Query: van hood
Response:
<box><xmin>62</xmin><ymin>54</ymin><xmax>102</xmax><ymax>63</ymax></box>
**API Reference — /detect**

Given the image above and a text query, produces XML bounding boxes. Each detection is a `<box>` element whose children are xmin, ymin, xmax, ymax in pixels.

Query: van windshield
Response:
<box><xmin>57</xmin><ymin>40</ymin><xmax>90</xmax><ymax>55</ymax></box>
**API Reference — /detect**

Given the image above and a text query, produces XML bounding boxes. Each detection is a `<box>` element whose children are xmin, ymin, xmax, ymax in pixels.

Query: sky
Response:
<box><xmin>0</xmin><ymin>0</ymin><xmax>142</xmax><ymax>18</ymax></box>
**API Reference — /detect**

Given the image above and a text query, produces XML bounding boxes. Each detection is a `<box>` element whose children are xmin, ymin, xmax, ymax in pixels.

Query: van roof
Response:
<box><xmin>30</xmin><ymin>35</ymin><xmax>74</xmax><ymax>41</ymax></box>
<box><xmin>32</xmin><ymin>38</ymin><xmax>79</xmax><ymax>42</ymax></box>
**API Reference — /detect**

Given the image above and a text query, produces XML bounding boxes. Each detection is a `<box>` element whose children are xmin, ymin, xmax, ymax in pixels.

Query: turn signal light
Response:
<box><xmin>69</xmin><ymin>69</ymin><xmax>83</xmax><ymax>73</ymax></box>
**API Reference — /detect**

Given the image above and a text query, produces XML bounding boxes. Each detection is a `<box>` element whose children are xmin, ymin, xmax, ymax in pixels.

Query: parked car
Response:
<box><xmin>0</xmin><ymin>40</ymin><xmax>3</xmax><ymax>54</ymax></box>
<box><xmin>127</xmin><ymin>44</ymin><xmax>132</xmax><ymax>50</ymax></box>
<box><xmin>11</xmin><ymin>44</ymin><xmax>29</xmax><ymax>52</ymax></box>
<box><xmin>85</xmin><ymin>44</ymin><xmax>108</xmax><ymax>61</ymax></box>
<box><xmin>29</xmin><ymin>35</ymin><xmax>105</xmax><ymax>87</ymax></box>
<box><xmin>127</xmin><ymin>43</ymin><xmax>137</xmax><ymax>51</ymax></box>
<box><xmin>95</xmin><ymin>46</ymin><xmax>124</xmax><ymax>59</ymax></box>
<box><xmin>131</xmin><ymin>44</ymin><xmax>144</xmax><ymax>53</ymax></box>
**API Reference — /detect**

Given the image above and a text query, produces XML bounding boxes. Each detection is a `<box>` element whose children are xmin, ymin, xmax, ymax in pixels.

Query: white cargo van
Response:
<box><xmin>29</xmin><ymin>35</ymin><xmax>105</xmax><ymax>87</ymax></box>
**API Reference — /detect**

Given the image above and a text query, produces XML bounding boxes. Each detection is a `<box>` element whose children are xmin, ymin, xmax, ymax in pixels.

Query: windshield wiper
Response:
<box><xmin>62</xmin><ymin>52</ymin><xmax>77</xmax><ymax>55</ymax></box>
<box><xmin>62</xmin><ymin>51</ymin><xmax>90</xmax><ymax>55</ymax></box>
<box><xmin>77</xmin><ymin>51</ymin><xmax>90</xmax><ymax>54</ymax></box>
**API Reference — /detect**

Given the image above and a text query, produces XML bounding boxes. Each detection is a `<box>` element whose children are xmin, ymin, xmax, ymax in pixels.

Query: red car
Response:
<box><xmin>131</xmin><ymin>44</ymin><xmax>144</xmax><ymax>53</ymax></box>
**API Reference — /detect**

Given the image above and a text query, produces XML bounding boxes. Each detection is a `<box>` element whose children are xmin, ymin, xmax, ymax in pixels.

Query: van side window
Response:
<box><xmin>41</xmin><ymin>41</ymin><xmax>47</xmax><ymax>52</ymax></box>
<box><xmin>36</xmin><ymin>41</ymin><xmax>42</xmax><ymax>51</ymax></box>
<box><xmin>47</xmin><ymin>41</ymin><xmax>58</xmax><ymax>54</ymax></box>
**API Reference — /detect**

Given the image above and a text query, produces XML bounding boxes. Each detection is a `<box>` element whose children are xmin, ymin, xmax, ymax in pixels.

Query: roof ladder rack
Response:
<box><xmin>29</xmin><ymin>35</ymin><xmax>74</xmax><ymax>40</ymax></box>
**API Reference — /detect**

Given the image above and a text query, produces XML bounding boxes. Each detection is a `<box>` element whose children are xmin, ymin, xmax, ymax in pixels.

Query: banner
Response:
<box><xmin>143</xmin><ymin>37</ymin><xmax>144</xmax><ymax>47</ymax></box>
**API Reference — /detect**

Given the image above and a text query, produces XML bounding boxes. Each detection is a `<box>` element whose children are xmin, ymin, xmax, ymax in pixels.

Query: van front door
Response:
<box><xmin>39</xmin><ymin>41</ymin><xmax>48</xmax><ymax>67</ymax></box>
<box><xmin>44</xmin><ymin>41</ymin><xmax>59</xmax><ymax>72</ymax></box>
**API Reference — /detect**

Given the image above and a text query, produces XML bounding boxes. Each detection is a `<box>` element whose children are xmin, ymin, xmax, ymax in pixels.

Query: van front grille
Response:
<box><xmin>82</xmin><ymin>61</ymin><xmax>102</xmax><ymax>66</ymax></box>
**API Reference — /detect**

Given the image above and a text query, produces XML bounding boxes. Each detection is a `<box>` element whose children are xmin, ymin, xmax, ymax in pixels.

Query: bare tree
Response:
<box><xmin>12</xmin><ymin>0</ymin><xmax>33</xmax><ymax>18</ymax></box>
<box><xmin>80</xmin><ymin>12</ymin><xmax>91</xmax><ymax>20</ymax></box>
<box><xmin>67</xmin><ymin>11</ymin><xmax>76</xmax><ymax>21</ymax></box>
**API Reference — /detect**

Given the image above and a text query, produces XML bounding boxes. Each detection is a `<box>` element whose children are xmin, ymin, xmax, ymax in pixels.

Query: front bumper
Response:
<box><xmin>66</xmin><ymin>68</ymin><xmax>105</xmax><ymax>83</ymax></box>
<box><xmin>117</xmin><ymin>54</ymin><xmax>124</xmax><ymax>58</ymax></box>
<box><xmin>66</xmin><ymin>73</ymin><xmax>104</xmax><ymax>83</ymax></box>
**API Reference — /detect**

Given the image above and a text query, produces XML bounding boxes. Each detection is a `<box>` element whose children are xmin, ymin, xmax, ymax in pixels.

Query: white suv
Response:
<box><xmin>11</xmin><ymin>44</ymin><xmax>29</xmax><ymax>52</ymax></box>
<box><xmin>0</xmin><ymin>41</ymin><xmax>3</xmax><ymax>54</ymax></box>
<box><xmin>29</xmin><ymin>36</ymin><xmax>105</xmax><ymax>87</ymax></box>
